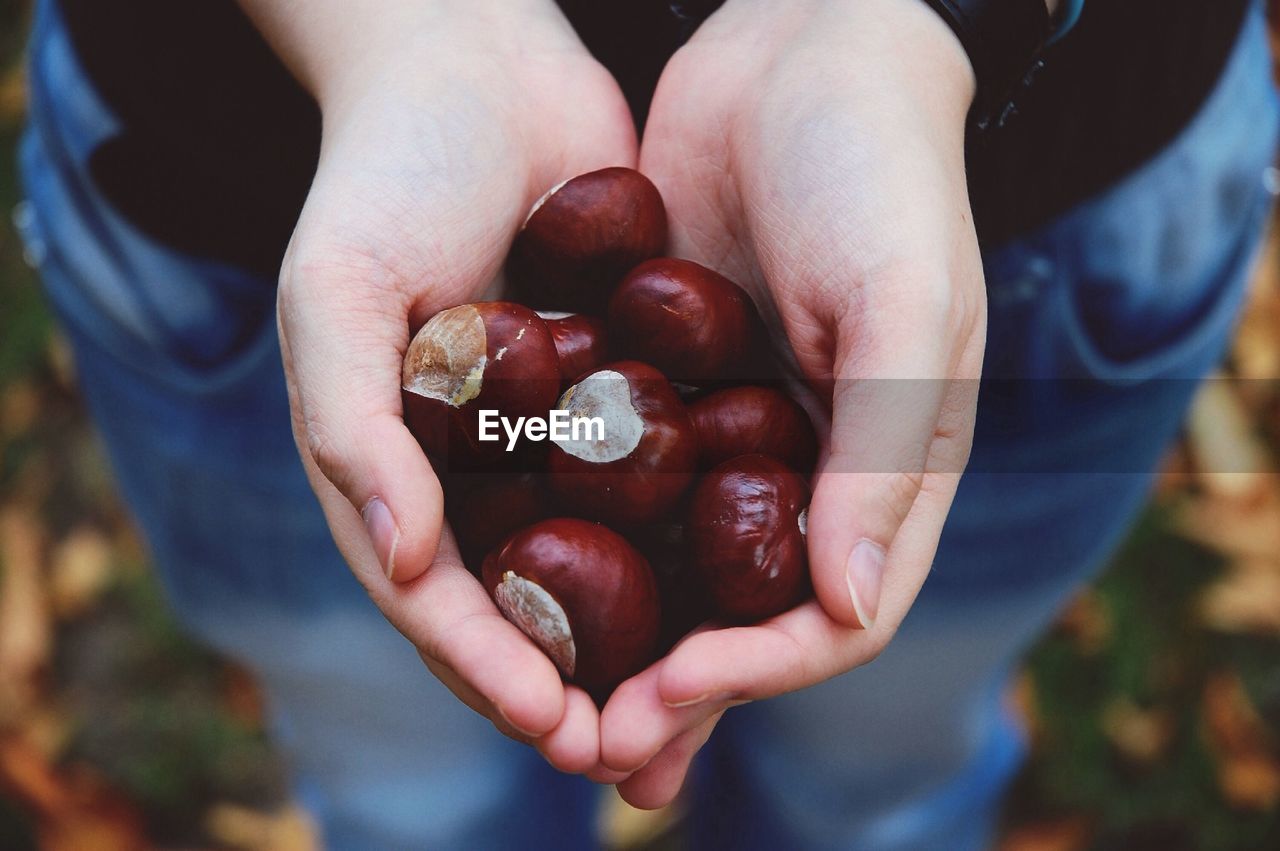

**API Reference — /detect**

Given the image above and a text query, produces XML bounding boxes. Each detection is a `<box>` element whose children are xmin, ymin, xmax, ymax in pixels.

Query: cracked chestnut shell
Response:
<box><xmin>689</xmin><ymin>385</ymin><xmax>819</xmax><ymax>473</ymax></box>
<box><xmin>508</xmin><ymin>167</ymin><xmax>668</xmax><ymax>312</ymax></box>
<box><xmin>607</xmin><ymin>258</ymin><xmax>763</xmax><ymax>383</ymax></box>
<box><xmin>536</xmin><ymin>311</ymin><xmax>609</xmax><ymax>385</ymax></box>
<box><xmin>482</xmin><ymin>518</ymin><xmax>660</xmax><ymax>698</ymax></box>
<box><xmin>547</xmin><ymin>361</ymin><xmax>697</xmax><ymax>526</ymax></box>
<box><xmin>401</xmin><ymin>302</ymin><xmax>560</xmax><ymax>468</ymax></box>
<box><xmin>688</xmin><ymin>454</ymin><xmax>810</xmax><ymax>622</ymax></box>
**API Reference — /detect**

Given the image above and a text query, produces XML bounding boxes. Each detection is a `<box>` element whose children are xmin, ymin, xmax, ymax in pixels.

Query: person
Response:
<box><xmin>16</xmin><ymin>0</ymin><xmax>1276</xmax><ymax>847</ymax></box>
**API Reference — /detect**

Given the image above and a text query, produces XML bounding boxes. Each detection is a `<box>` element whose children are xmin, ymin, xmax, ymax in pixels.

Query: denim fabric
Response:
<box><xmin>16</xmin><ymin>0</ymin><xmax>1278</xmax><ymax>847</ymax></box>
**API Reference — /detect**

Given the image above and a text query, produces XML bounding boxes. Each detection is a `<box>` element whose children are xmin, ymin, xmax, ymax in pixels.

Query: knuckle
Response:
<box><xmin>303</xmin><ymin>418</ymin><xmax>350</xmax><ymax>493</ymax></box>
<box><xmin>878</xmin><ymin>469</ymin><xmax>925</xmax><ymax>526</ymax></box>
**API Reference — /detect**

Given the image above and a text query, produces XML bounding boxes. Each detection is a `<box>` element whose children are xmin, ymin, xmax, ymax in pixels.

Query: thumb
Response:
<box><xmin>805</xmin><ymin>304</ymin><xmax>954</xmax><ymax>630</ymax></box>
<box><xmin>278</xmin><ymin>260</ymin><xmax>446</xmax><ymax>585</ymax></box>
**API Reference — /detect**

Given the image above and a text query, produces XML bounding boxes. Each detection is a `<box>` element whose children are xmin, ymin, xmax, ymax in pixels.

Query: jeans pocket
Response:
<box><xmin>19</xmin><ymin>0</ymin><xmax>280</xmax><ymax>399</ymax></box>
<box><xmin>1044</xmin><ymin>4</ymin><xmax>1278</xmax><ymax>385</ymax></box>
<box><xmin>1051</xmin><ymin>175</ymin><xmax>1272</xmax><ymax>386</ymax></box>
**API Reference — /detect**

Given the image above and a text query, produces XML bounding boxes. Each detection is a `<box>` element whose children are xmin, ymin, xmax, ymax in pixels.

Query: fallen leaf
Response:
<box><xmin>1204</xmin><ymin>672</ymin><xmax>1274</xmax><ymax>754</ymax></box>
<box><xmin>998</xmin><ymin>816</ymin><xmax>1092</xmax><ymax>851</ymax></box>
<box><xmin>0</xmin><ymin>379</ymin><xmax>40</xmax><ymax>438</ymax></box>
<box><xmin>1202</xmin><ymin>672</ymin><xmax>1280</xmax><ymax>810</ymax></box>
<box><xmin>1219</xmin><ymin>753</ymin><xmax>1280</xmax><ymax>811</ymax></box>
<box><xmin>600</xmin><ymin>787</ymin><xmax>683</xmax><ymax>851</ymax></box>
<box><xmin>1055</xmin><ymin>590</ymin><xmax>1110</xmax><ymax>655</ymax></box>
<box><xmin>1185</xmin><ymin>376</ymin><xmax>1277</xmax><ymax>506</ymax></box>
<box><xmin>1232</xmin><ymin>224</ymin><xmax>1280</xmax><ymax>381</ymax></box>
<box><xmin>1199</xmin><ymin>560</ymin><xmax>1280</xmax><ymax>636</ymax></box>
<box><xmin>205</xmin><ymin>802</ymin><xmax>319</xmax><ymax>851</ymax></box>
<box><xmin>47</xmin><ymin>332</ymin><xmax>78</xmax><ymax>392</ymax></box>
<box><xmin>1174</xmin><ymin>489</ymin><xmax>1280</xmax><ymax>562</ymax></box>
<box><xmin>1154</xmin><ymin>442</ymin><xmax>1195</xmax><ymax>502</ymax></box>
<box><xmin>0</xmin><ymin>59</ymin><xmax>24</xmax><ymax>124</ymax></box>
<box><xmin>0</xmin><ymin>505</ymin><xmax>51</xmax><ymax>721</ymax></box>
<box><xmin>1101</xmin><ymin>699</ymin><xmax>1174</xmax><ymax>765</ymax></box>
<box><xmin>49</xmin><ymin>525</ymin><xmax>114</xmax><ymax>620</ymax></box>
<box><xmin>221</xmin><ymin>662</ymin><xmax>267</xmax><ymax>728</ymax></box>
<box><xmin>0</xmin><ymin>734</ymin><xmax>148</xmax><ymax>851</ymax></box>
<box><xmin>1007</xmin><ymin>670</ymin><xmax>1040</xmax><ymax>742</ymax></box>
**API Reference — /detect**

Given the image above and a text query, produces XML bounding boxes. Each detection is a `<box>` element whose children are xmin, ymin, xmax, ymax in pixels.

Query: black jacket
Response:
<box><xmin>56</xmin><ymin>0</ymin><xmax>1250</xmax><ymax>277</ymax></box>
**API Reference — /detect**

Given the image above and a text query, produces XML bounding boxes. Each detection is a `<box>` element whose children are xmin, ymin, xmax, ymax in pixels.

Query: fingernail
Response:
<box><xmin>663</xmin><ymin>691</ymin><xmax>734</xmax><ymax>709</ymax></box>
<box><xmin>846</xmin><ymin>538</ymin><xmax>885</xmax><ymax>629</ymax></box>
<box><xmin>495</xmin><ymin>705</ymin><xmax>541</xmax><ymax>739</ymax></box>
<box><xmin>362</xmin><ymin>497</ymin><xmax>399</xmax><ymax>581</ymax></box>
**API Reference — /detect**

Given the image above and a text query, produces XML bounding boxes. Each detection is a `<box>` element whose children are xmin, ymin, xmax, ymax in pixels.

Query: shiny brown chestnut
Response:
<box><xmin>547</xmin><ymin>361</ymin><xmax>697</xmax><ymax>526</ymax></box>
<box><xmin>688</xmin><ymin>454</ymin><xmax>810</xmax><ymax>622</ymax></box>
<box><xmin>536</xmin><ymin>311</ymin><xmax>609</xmax><ymax>384</ymax></box>
<box><xmin>482</xmin><ymin>518</ymin><xmax>660</xmax><ymax>698</ymax></box>
<box><xmin>689</xmin><ymin>385</ymin><xmax>819</xmax><ymax>473</ymax></box>
<box><xmin>628</xmin><ymin>518</ymin><xmax>714</xmax><ymax>655</ymax></box>
<box><xmin>447</xmin><ymin>473</ymin><xmax>550</xmax><ymax>570</ymax></box>
<box><xmin>402</xmin><ymin>302</ymin><xmax>560</xmax><ymax>467</ymax></box>
<box><xmin>508</xmin><ymin>167</ymin><xmax>668</xmax><ymax>313</ymax></box>
<box><xmin>607</xmin><ymin>258</ymin><xmax>764</xmax><ymax>382</ymax></box>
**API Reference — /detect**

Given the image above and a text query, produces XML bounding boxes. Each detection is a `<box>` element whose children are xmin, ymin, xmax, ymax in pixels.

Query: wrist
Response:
<box><xmin>236</xmin><ymin>0</ymin><xmax>562</xmax><ymax>116</ymax></box>
<box><xmin>842</xmin><ymin>0</ymin><xmax>978</xmax><ymax>127</ymax></box>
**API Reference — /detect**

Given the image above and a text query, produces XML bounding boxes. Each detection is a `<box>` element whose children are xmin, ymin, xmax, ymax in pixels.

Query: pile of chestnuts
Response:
<box><xmin>401</xmin><ymin>167</ymin><xmax>819</xmax><ymax>700</ymax></box>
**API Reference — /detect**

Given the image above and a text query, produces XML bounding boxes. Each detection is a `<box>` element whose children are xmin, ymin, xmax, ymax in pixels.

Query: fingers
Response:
<box><xmin>615</xmin><ymin>712</ymin><xmax>724</xmax><ymax>810</ymax></box>
<box><xmin>315</xmin><ymin>512</ymin><xmax>567</xmax><ymax>737</ymax></box>
<box><xmin>599</xmin><ymin>660</ymin><xmax>729</xmax><ymax>774</ymax></box>
<box><xmin>534</xmin><ymin>687</ymin><xmax>604</xmax><ymax>774</ymax></box>
<box><xmin>803</xmin><ymin>275</ymin><xmax>964</xmax><ymax>629</ymax></box>
<box><xmin>657</xmin><ymin>463</ymin><xmax>966</xmax><ymax>706</ymax></box>
<box><xmin>277</xmin><ymin>241</ymin><xmax>453</xmax><ymax>585</ymax></box>
<box><xmin>656</xmin><ymin>601</ymin><xmax>865</xmax><ymax>705</ymax></box>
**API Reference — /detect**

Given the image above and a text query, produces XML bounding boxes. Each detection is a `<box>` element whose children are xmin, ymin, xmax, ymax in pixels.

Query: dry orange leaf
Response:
<box><xmin>0</xmin><ymin>735</ymin><xmax>148</xmax><ymax>851</ymax></box>
<box><xmin>998</xmin><ymin>817</ymin><xmax>1092</xmax><ymax>851</ymax></box>
<box><xmin>1186</xmin><ymin>376</ymin><xmax>1277</xmax><ymax>507</ymax></box>
<box><xmin>1174</xmin><ymin>489</ymin><xmax>1280</xmax><ymax>562</ymax></box>
<box><xmin>1232</xmin><ymin>223</ymin><xmax>1280</xmax><ymax>381</ymax></box>
<box><xmin>601</xmin><ymin>786</ymin><xmax>683</xmax><ymax>850</ymax></box>
<box><xmin>206</xmin><ymin>802</ymin><xmax>319</xmax><ymax>851</ymax></box>
<box><xmin>1220</xmin><ymin>753</ymin><xmax>1280</xmax><ymax>811</ymax></box>
<box><xmin>1202</xmin><ymin>672</ymin><xmax>1280</xmax><ymax>811</ymax></box>
<box><xmin>1101</xmin><ymin>699</ymin><xmax>1174</xmax><ymax>765</ymax></box>
<box><xmin>1199</xmin><ymin>559</ymin><xmax>1280</xmax><ymax>636</ymax></box>
<box><xmin>0</xmin><ymin>379</ymin><xmax>40</xmax><ymax>438</ymax></box>
<box><xmin>0</xmin><ymin>505</ymin><xmax>51</xmax><ymax>721</ymax></box>
<box><xmin>49</xmin><ymin>525</ymin><xmax>114</xmax><ymax>620</ymax></box>
<box><xmin>1055</xmin><ymin>590</ymin><xmax>1110</xmax><ymax>655</ymax></box>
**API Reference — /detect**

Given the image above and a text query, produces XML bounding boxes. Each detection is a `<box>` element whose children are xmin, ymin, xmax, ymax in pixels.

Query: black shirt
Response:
<box><xmin>56</xmin><ymin>0</ymin><xmax>1251</xmax><ymax>278</ymax></box>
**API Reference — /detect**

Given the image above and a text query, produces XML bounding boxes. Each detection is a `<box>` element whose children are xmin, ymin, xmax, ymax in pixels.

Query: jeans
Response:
<box><xmin>16</xmin><ymin>0</ymin><xmax>1279</xmax><ymax>846</ymax></box>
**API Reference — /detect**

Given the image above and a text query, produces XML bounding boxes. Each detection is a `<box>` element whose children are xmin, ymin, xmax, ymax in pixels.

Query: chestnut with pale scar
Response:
<box><xmin>481</xmin><ymin>518</ymin><xmax>660</xmax><ymax>698</ymax></box>
<box><xmin>401</xmin><ymin>167</ymin><xmax>822</xmax><ymax>701</ymax></box>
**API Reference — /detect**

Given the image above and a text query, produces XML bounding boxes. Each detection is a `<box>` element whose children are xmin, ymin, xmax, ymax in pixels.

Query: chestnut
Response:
<box><xmin>536</xmin><ymin>311</ymin><xmax>609</xmax><ymax>385</ymax></box>
<box><xmin>547</xmin><ymin>361</ymin><xmax>697</xmax><ymax>526</ymax></box>
<box><xmin>687</xmin><ymin>454</ymin><xmax>810</xmax><ymax>622</ymax></box>
<box><xmin>402</xmin><ymin>302</ymin><xmax>560</xmax><ymax>468</ymax></box>
<box><xmin>629</xmin><ymin>518</ymin><xmax>714</xmax><ymax>654</ymax></box>
<box><xmin>447</xmin><ymin>473</ymin><xmax>550</xmax><ymax>570</ymax></box>
<box><xmin>482</xmin><ymin>518</ymin><xmax>660</xmax><ymax>697</ymax></box>
<box><xmin>508</xmin><ymin>167</ymin><xmax>668</xmax><ymax>313</ymax></box>
<box><xmin>689</xmin><ymin>385</ymin><xmax>819</xmax><ymax>473</ymax></box>
<box><xmin>607</xmin><ymin>258</ymin><xmax>764</xmax><ymax>383</ymax></box>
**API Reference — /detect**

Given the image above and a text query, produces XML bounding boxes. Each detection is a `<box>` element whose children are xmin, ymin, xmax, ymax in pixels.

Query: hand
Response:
<box><xmin>257</xmin><ymin>0</ymin><xmax>636</xmax><ymax>779</ymax></box>
<box><xmin>599</xmin><ymin>0</ymin><xmax>987</xmax><ymax>806</ymax></box>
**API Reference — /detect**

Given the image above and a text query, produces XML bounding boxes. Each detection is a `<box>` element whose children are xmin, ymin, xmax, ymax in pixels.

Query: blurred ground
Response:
<box><xmin>3</xmin><ymin>2</ymin><xmax>1280</xmax><ymax>849</ymax></box>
